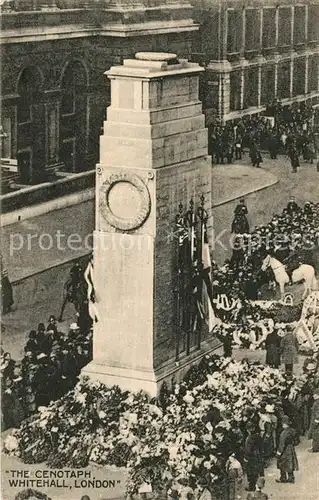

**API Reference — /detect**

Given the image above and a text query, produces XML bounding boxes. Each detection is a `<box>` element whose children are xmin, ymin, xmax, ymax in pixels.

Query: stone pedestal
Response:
<box><xmin>82</xmin><ymin>52</ymin><xmax>215</xmax><ymax>396</ymax></box>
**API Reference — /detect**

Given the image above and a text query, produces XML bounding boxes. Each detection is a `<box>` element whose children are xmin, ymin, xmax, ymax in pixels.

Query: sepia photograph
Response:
<box><xmin>1</xmin><ymin>0</ymin><xmax>319</xmax><ymax>499</ymax></box>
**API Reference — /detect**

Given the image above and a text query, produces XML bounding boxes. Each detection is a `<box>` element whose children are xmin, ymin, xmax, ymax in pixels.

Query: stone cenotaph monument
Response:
<box><xmin>83</xmin><ymin>52</ymin><xmax>216</xmax><ymax>395</ymax></box>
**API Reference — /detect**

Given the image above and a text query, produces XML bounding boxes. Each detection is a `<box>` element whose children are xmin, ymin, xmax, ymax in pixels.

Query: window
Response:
<box><xmin>277</xmin><ymin>62</ymin><xmax>291</xmax><ymax>99</ymax></box>
<box><xmin>227</xmin><ymin>9</ymin><xmax>242</xmax><ymax>53</ymax></box>
<box><xmin>244</xmin><ymin>67</ymin><xmax>259</xmax><ymax>108</ymax></box>
<box><xmin>61</xmin><ymin>67</ymin><xmax>75</xmax><ymax>115</ymax></box>
<box><xmin>60</xmin><ymin>61</ymin><xmax>88</xmax><ymax>172</ymax></box>
<box><xmin>261</xmin><ymin>65</ymin><xmax>275</xmax><ymax>105</ymax></box>
<box><xmin>308</xmin><ymin>4</ymin><xmax>319</xmax><ymax>42</ymax></box>
<box><xmin>294</xmin><ymin>6</ymin><xmax>306</xmax><ymax>45</ymax></box>
<box><xmin>293</xmin><ymin>57</ymin><xmax>306</xmax><ymax>96</ymax></box>
<box><xmin>308</xmin><ymin>55</ymin><xmax>319</xmax><ymax>92</ymax></box>
<box><xmin>230</xmin><ymin>71</ymin><xmax>241</xmax><ymax>111</ymax></box>
<box><xmin>278</xmin><ymin>7</ymin><xmax>291</xmax><ymax>46</ymax></box>
<box><xmin>245</xmin><ymin>9</ymin><xmax>260</xmax><ymax>51</ymax></box>
<box><xmin>17</xmin><ymin>69</ymin><xmax>36</xmax><ymax>124</ymax></box>
<box><xmin>262</xmin><ymin>8</ymin><xmax>276</xmax><ymax>48</ymax></box>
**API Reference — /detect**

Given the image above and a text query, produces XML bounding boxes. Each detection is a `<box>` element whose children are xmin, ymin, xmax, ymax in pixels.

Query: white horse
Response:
<box><xmin>261</xmin><ymin>254</ymin><xmax>317</xmax><ymax>300</ymax></box>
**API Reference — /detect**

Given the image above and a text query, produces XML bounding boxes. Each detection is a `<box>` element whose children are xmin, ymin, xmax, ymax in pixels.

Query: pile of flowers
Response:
<box><xmin>4</xmin><ymin>357</ymin><xmax>294</xmax><ymax>497</ymax></box>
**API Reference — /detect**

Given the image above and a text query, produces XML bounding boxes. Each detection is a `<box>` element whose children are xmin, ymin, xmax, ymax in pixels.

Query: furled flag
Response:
<box><xmin>84</xmin><ymin>256</ymin><xmax>99</xmax><ymax>323</ymax></box>
<box><xmin>200</xmin><ymin>227</ymin><xmax>220</xmax><ymax>332</ymax></box>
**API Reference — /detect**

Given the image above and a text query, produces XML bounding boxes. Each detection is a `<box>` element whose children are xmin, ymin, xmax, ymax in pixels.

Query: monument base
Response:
<box><xmin>82</xmin><ymin>338</ymin><xmax>221</xmax><ymax>396</ymax></box>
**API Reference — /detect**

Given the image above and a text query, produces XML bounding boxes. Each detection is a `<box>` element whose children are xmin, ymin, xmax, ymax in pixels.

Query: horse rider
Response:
<box><xmin>233</xmin><ymin>199</ymin><xmax>250</xmax><ymax>234</ymax></box>
<box><xmin>58</xmin><ymin>261</ymin><xmax>84</xmax><ymax>322</ymax></box>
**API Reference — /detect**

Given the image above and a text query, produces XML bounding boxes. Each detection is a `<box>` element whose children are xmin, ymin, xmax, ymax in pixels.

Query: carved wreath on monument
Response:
<box><xmin>99</xmin><ymin>172</ymin><xmax>151</xmax><ymax>231</ymax></box>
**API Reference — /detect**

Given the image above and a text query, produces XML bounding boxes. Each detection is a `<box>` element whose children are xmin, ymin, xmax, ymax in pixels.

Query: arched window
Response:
<box><xmin>17</xmin><ymin>66</ymin><xmax>44</xmax><ymax>184</ymax></box>
<box><xmin>17</xmin><ymin>67</ymin><xmax>42</xmax><ymax>124</ymax></box>
<box><xmin>60</xmin><ymin>60</ymin><xmax>88</xmax><ymax>172</ymax></box>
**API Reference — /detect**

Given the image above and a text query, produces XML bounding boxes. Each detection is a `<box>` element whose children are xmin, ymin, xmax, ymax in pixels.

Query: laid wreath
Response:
<box><xmin>14</xmin><ymin>489</ymin><xmax>51</xmax><ymax>500</ymax></box>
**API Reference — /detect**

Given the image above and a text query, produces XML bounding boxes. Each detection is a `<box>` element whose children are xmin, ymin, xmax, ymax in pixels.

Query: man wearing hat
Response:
<box><xmin>276</xmin><ymin>415</ymin><xmax>299</xmax><ymax>483</ymax></box>
<box><xmin>308</xmin><ymin>388</ymin><xmax>319</xmax><ymax>452</ymax></box>
<box><xmin>244</xmin><ymin>422</ymin><xmax>264</xmax><ymax>492</ymax></box>
<box><xmin>246</xmin><ymin>477</ymin><xmax>268</xmax><ymax>499</ymax></box>
<box><xmin>46</xmin><ymin>315</ymin><xmax>58</xmax><ymax>335</ymax></box>
<box><xmin>286</xmin><ymin>197</ymin><xmax>300</xmax><ymax>216</ymax></box>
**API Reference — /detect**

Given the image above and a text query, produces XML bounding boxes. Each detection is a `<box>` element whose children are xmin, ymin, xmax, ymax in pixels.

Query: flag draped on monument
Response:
<box><xmin>199</xmin><ymin>226</ymin><xmax>218</xmax><ymax>332</ymax></box>
<box><xmin>84</xmin><ymin>258</ymin><xmax>99</xmax><ymax>323</ymax></box>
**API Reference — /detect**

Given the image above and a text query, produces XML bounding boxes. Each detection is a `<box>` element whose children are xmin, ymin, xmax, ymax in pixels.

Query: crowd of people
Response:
<box><xmin>210</xmin><ymin>101</ymin><xmax>319</xmax><ymax>173</ymax></box>
<box><xmin>212</xmin><ymin>197</ymin><xmax>319</xmax><ymax>303</ymax></box>
<box><xmin>1</xmin><ymin>315</ymin><xmax>92</xmax><ymax>431</ymax></box>
<box><xmin>225</xmin><ymin>357</ymin><xmax>319</xmax><ymax>500</ymax></box>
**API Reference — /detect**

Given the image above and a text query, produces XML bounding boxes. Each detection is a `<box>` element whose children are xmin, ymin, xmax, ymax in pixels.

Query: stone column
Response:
<box><xmin>305</xmin><ymin>4</ymin><xmax>308</xmax><ymax>45</ymax></box>
<box><xmin>274</xmin><ymin>6</ymin><xmax>279</xmax><ymax>51</ymax></box>
<box><xmin>259</xmin><ymin>8</ymin><xmax>263</xmax><ymax>53</ymax></box>
<box><xmin>240</xmin><ymin>6</ymin><xmax>246</xmax><ymax>57</ymax></box>
<box><xmin>290</xmin><ymin>56</ymin><xmax>294</xmax><ymax>98</ymax></box>
<box><xmin>258</xmin><ymin>65</ymin><xmax>262</xmax><ymax>107</ymax></box>
<box><xmin>305</xmin><ymin>55</ymin><xmax>309</xmax><ymax>95</ymax></box>
<box><xmin>82</xmin><ymin>53</ymin><xmax>214</xmax><ymax>396</ymax></box>
<box><xmin>44</xmin><ymin>90</ymin><xmax>60</xmax><ymax>167</ymax></box>
<box><xmin>274</xmin><ymin>52</ymin><xmax>281</xmax><ymax>99</ymax></box>
<box><xmin>290</xmin><ymin>6</ymin><xmax>295</xmax><ymax>48</ymax></box>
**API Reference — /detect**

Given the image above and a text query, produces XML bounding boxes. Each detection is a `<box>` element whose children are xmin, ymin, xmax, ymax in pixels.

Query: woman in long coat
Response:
<box><xmin>276</xmin><ymin>416</ymin><xmax>299</xmax><ymax>483</ymax></box>
<box><xmin>265</xmin><ymin>330</ymin><xmax>281</xmax><ymax>368</ymax></box>
<box><xmin>308</xmin><ymin>388</ymin><xmax>319</xmax><ymax>452</ymax></box>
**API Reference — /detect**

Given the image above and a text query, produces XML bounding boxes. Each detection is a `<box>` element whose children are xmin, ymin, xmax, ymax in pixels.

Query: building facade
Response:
<box><xmin>0</xmin><ymin>0</ymin><xmax>197</xmax><ymax>185</ymax></box>
<box><xmin>191</xmin><ymin>0</ymin><xmax>319</xmax><ymax>124</ymax></box>
<box><xmin>1</xmin><ymin>0</ymin><xmax>318</xmax><ymax>186</ymax></box>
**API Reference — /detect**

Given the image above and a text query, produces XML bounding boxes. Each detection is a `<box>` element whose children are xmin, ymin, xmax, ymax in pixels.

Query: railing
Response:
<box><xmin>1</xmin><ymin>168</ymin><xmax>95</xmax><ymax>213</ymax></box>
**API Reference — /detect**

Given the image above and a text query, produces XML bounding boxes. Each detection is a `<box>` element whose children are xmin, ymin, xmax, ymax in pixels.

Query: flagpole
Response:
<box><xmin>185</xmin><ymin>199</ymin><xmax>195</xmax><ymax>356</ymax></box>
<box><xmin>175</xmin><ymin>204</ymin><xmax>184</xmax><ymax>360</ymax></box>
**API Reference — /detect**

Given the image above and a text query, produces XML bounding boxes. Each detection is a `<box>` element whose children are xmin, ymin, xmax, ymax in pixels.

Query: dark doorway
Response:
<box><xmin>18</xmin><ymin>150</ymin><xmax>32</xmax><ymax>184</ymax></box>
<box><xmin>61</xmin><ymin>139</ymin><xmax>75</xmax><ymax>173</ymax></box>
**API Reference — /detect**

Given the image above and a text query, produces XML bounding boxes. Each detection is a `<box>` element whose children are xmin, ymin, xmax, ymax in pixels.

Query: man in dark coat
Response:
<box><xmin>268</xmin><ymin>132</ymin><xmax>279</xmax><ymax>159</ymax></box>
<box><xmin>244</xmin><ymin>422</ymin><xmax>264</xmax><ymax>492</ymax></box>
<box><xmin>286</xmin><ymin>197</ymin><xmax>300</xmax><ymax>216</ymax></box>
<box><xmin>276</xmin><ymin>416</ymin><xmax>299</xmax><ymax>483</ymax></box>
<box><xmin>250</xmin><ymin>142</ymin><xmax>263</xmax><ymax>167</ymax></box>
<box><xmin>280</xmin><ymin>330</ymin><xmax>299</xmax><ymax>376</ymax></box>
<box><xmin>234</xmin><ymin>198</ymin><xmax>248</xmax><ymax>217</ymax></box>
<box><xmin>265</xmin><ymin>330</ymin><xmax>281</xmax><ymax>368</ymax></box>
<box><xmin>288</xmin><ymin>145</ymin><xmax>300</xmax><ymax>173</ymax></box>
<box><xmin>308</xmin><ymin>388</ymin><xmax>319</xmax><ymax>452</ymax></box>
